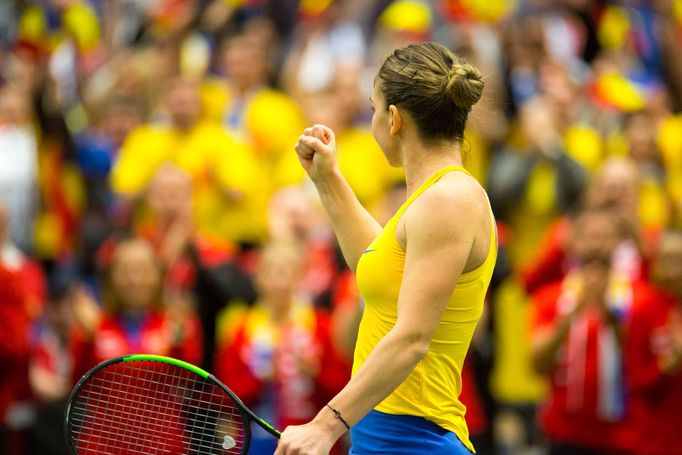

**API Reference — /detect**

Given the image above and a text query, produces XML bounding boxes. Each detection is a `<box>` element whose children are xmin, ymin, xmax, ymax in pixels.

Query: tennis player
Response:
<box><xmin>276</xmin><ymin>42</ymin><xmax>497</xmax><ymax>455</ymax></box>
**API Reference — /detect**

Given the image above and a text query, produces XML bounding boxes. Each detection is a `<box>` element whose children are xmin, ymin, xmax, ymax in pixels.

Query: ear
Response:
<box><xmin>388</xmin><ymin>105</ymin><xmax>402</xmax><ymax>136</ymax></box>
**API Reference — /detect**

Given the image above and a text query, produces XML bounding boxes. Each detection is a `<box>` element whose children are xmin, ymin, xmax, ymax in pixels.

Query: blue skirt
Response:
<box><xmin>349</xmin><ymin>410</ymin><xmax>474</xmax><ymax>455</ymax></box>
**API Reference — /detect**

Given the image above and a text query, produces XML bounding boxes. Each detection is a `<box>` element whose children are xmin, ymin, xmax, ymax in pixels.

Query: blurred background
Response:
<box><xmin>1</xmin><ymin>0</ymin><xmax>682</xmax><ymax>454</ymax></box>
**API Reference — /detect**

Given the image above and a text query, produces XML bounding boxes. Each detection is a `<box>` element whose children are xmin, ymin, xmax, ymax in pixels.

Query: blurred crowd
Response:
<box><xmin>1</xmin><ymin>0</ymin><xmax>682</xmax><ymax>454</ymax></box>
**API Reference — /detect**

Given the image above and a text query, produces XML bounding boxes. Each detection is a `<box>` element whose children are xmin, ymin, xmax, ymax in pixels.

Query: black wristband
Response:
<box><xmin>325</xmin><ymin>404</ymin><xmax>351</xmax><ymax>430</ymax></box>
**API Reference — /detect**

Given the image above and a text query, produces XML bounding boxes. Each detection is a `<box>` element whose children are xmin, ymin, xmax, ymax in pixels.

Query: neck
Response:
<box><xmin>232</xmin><ymin>81</ymin><xmax>263</xmax><ymax>98</ymax></box>
<box><xmin>264</xmin><ymin>297</ymin><xmax>293</xmax><ymax>324</ymax></box>
<box><xmin>173</xmin><ymin>121</ymin><xmax>195</xmax><ymax>133</ymax></box>
<box><xmin>401</xmin><ymin>135</ymin><xmax>463</xmax><ymax>197</ymax></box>
<box><xmin>120</xmin><ymin>306</ymin><xmax>148</xmax><ymax>320</ymax></box>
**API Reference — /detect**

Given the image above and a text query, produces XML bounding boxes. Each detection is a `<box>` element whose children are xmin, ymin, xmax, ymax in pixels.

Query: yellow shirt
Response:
<box><xmin>111</xmin><ymin>121</ymin><xmax>267</xmax><ymax>242</ymax></box>
<box><xmin>201</xmin><ymin>81</ymin><xmax>307</xmax><ymax>192</ymax></box>
<box><xmin>354</xmin><ymin>166</ymin><xmax>497</xmax><ymax>453</ymax></box>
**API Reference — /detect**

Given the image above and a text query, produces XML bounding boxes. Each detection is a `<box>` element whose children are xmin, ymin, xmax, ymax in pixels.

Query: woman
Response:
<box><xmin>530</xmin><ymin>208</ymin><xmax>642</xmax><ymax>455</ymax></box>
<box><xmin>215</xmin><ymin>241</ymin><xmax>349</xmax><ymax>454</ymax></box>
<box><xmin>71</xmin><ymin>236</ymin><xmax>202</xmax><ymax>377</ymax></box>
<box><xmin>69</xmin><ymin>237</ymin><xmax>203</xmax><ymax>455</ymax></box>
<box><xmin>276</xmin><ymin>42</ymin><xmax>497</xmax><ymax>454</ymax></box>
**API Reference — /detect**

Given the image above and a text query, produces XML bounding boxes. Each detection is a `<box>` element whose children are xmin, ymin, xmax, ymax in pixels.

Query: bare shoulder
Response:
<box><xmin>401</xmin><ymin>172</ymin><xmax>493</xmax><ymax>269</ymax></box>
<box><xmin>406</xmin><ymin>172</ymin><xmax>489</xmax><ymax>227</ymax></box>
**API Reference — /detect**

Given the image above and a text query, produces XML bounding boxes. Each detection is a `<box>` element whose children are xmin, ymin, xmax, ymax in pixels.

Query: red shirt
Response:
<box><xmin>531</xmin><ymin>280</ymin><xmax>655</xmax><ymax>452</ymax></box>
<box><xmin>0</xmin><ymin>265</ymin><xmax>33</xmax><ymax>423</ymax></box>
<box><xmin>214</xmin><ymin>305</ymin><xmax>350</xmax><ymax>430</ymax></box>
<box><xmin>72</xmin><ymin>310</ymin><xmax>203</xmax><ymax>380</ymax></box>
<box><xmin>626</xmin><ymin>291</ymin><xmax>682</xmax><ymax>455</ymax></box>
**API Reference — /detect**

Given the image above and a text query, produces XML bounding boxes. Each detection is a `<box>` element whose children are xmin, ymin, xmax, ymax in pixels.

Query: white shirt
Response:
<box><xmin>0</xmin><ymin>124</ymin><xmax>38</xmax><ymax>251</ymax></box>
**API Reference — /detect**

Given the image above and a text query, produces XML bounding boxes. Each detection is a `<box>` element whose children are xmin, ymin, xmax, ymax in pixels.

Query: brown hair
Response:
<box><xmin>377</xmin><ymin>42</ymin><xmax>484</xmax><ymax>142</ymax></box>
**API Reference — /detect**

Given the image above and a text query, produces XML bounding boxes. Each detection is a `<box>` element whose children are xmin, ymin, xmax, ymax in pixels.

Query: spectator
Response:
<box><xmin>204</xmin><ymin>16</ymin><xmax>307</xmax><ymax>197</ymax></box>
<box><xmin>487</xmin><ymin>95</ymin><xmax>588</xmax><ymax>444</ymax></box>
<box><xmin>530</xmin><ymin>207</ymin><xmax>654</xmax><ymax>454</ymax></box>
<box><xmin>76</xmin><ymin>96</ymin><xmax>143</xmax><ymax>217</ymax></box>
<box><xmin>627</xmin><ymin>229</ymin><xmax>682</xmax><ymax>455</ymax></box>
<box><xmin>266</xmin><ymin>184</ymin><xmax>362</xmax><ymax>363</ymax></box>
<box><xmin>214</xmin><ymin>241</ymin><xmax>350</xmax><ymax>454</ymax></box>
<box><xmin>0</xmin><ymin>264</ymin><xmax>34</xmax><ymax>455</ymax></box>
<box><xmin>75</xmin><ymin>96</ymin><xmax>145</xmax><ymax>286</ymax></box>
<box><xmin>522</xmin><ymin>157</ymin><xmax>655</xmax><ymax>295</ymax></box>
<box><xmin>0</xmin><ymin>201</ymin><xmax>45</xmax><ymax>455</ymax></box>
<box><xmin>28</xmin><ymin>270</ymin><xmax>77</xmax><ymax>455</ymax></box>
<box><xmin>111</xmin><ymin>77</ymin><xmax>265</xmax><ymax>243</ymax></box>
<box><xmin>487</xmin><ymin>95</ymin><xmax>588</xmax><ymax>270</ymax></box>
<box><xmin>71</xmin><ymin>236</ymin><xmax>202</xmax><ymax>378</ymax></box>
<box><xmin>266</xmin><ymin>185</ymin><xmax>343</xmax><ymax>310</ymax></box>
<box><xmin>68</xmin><ymin>236</ymin><xmax>202</xmax><ymax>455</ymax></box>
<box><xmin>137</xmin><ymin>165</ymin><xmax>255</xmax><ymax>370</ymax></box>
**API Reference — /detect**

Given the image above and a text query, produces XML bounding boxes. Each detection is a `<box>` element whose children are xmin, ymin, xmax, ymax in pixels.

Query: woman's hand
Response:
<box><xmin>274</xmin><ymin>420</ymin><xmax>338</xmax><ymax>455</ymax></box>
<box><xmin>576</xmin><ymin>260</ymin><xmax>610</xmax><ymax>313</ymax></box>
<box><xmin>159</xmin><ymin>211</ymin><xmax>193</xmax><ymax>269</ymax></box>
<box><xmin>165</xmin><ymin>290</ymin><xmax>193</xmax><ymax>346</ymax></box>
<box><xmin>295</xmin><ymin>124</ymin><xmax>338</xmax><ymax>183</ymax></box>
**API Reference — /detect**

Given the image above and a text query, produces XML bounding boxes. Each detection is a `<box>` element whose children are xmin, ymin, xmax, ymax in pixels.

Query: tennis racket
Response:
<box><xmin>65</xmin><ymin>354</ymin><xmax>281</xmax><ymax>454</ymax></box>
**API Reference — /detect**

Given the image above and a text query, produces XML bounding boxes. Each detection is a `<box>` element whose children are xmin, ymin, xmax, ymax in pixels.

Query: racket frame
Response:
<box><xmin>65</xmin><ymin>353</ymin><xmax>281</xmax><ymax>455</ymax></box>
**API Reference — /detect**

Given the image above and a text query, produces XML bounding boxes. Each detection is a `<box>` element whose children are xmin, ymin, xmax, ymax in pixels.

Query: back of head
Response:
<box><xmin>377</xmin><ymin>42</ymin><xmax>484</xmax><ymax>142</ymax></box>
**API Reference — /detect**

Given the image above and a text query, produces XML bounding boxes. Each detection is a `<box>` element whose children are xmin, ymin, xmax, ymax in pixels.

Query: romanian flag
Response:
<box><xmin>441</xmin><ymin>0</ymin><xmax>516</xmax><ymax>23</ymax></box>
<box><xmin>590</xmin><ymin>72</ymin><xmax>647</xmax><ymax>112</ymax></box>
<box><xmin>34</xmin><ymin>143</ymin><xmax>85</xmax><ymax>260</ymax></box>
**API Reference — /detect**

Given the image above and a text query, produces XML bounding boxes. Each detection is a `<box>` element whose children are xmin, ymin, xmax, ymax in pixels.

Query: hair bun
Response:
<box><xmin>446</xmin><ymin>62</ymin><xmax>484</xmax><ymax>108</ymax></box>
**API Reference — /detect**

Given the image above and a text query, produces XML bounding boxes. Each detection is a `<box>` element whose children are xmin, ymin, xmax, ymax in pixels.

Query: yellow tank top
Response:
<box><xmin>354</xmin><ymin>166</ymin><xmax>497</xmax><ymax>453</ymax></box>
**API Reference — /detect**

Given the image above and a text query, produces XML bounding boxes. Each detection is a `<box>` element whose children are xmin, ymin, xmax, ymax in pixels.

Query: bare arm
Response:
<box><xmin>275</xmin><ymin>180</ymin><xmax>480</xmax><ymax>454</ymax></box>
<box><xmin>532</xmin><ymin>262</ymin><xmax>613</xmax><ymax>375</ymax></box>
<box><xmin>531</xmin><ymin>316</ymin><xmax>572</xmax><ymax>375</ymax></box>
<box><xmin>295</xmin><ymin>125</ymin><xmax>381</xmax><ymax>271</ymax></box>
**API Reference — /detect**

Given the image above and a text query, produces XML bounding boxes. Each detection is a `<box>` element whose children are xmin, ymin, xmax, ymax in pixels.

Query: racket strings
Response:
<box><xmin>69</xmin><ymin>360</ymin><xmax>247</xmax><ymax>454</ymax></box>
<box><xmin>72</xmin><ymin>362</ymin><xmax>244</xmax><ymax>454</ymax></box>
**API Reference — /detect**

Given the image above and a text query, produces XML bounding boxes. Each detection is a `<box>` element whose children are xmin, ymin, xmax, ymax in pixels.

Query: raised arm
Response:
<box><xmin>295</xmin><ymin>124</ymin><xmax>382</xmax><ymax>271</ymax></box>
<box><xmin>275</xmin><ymin>179</ymin><xmax>482</xmax><ymax>454</ymax></box>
